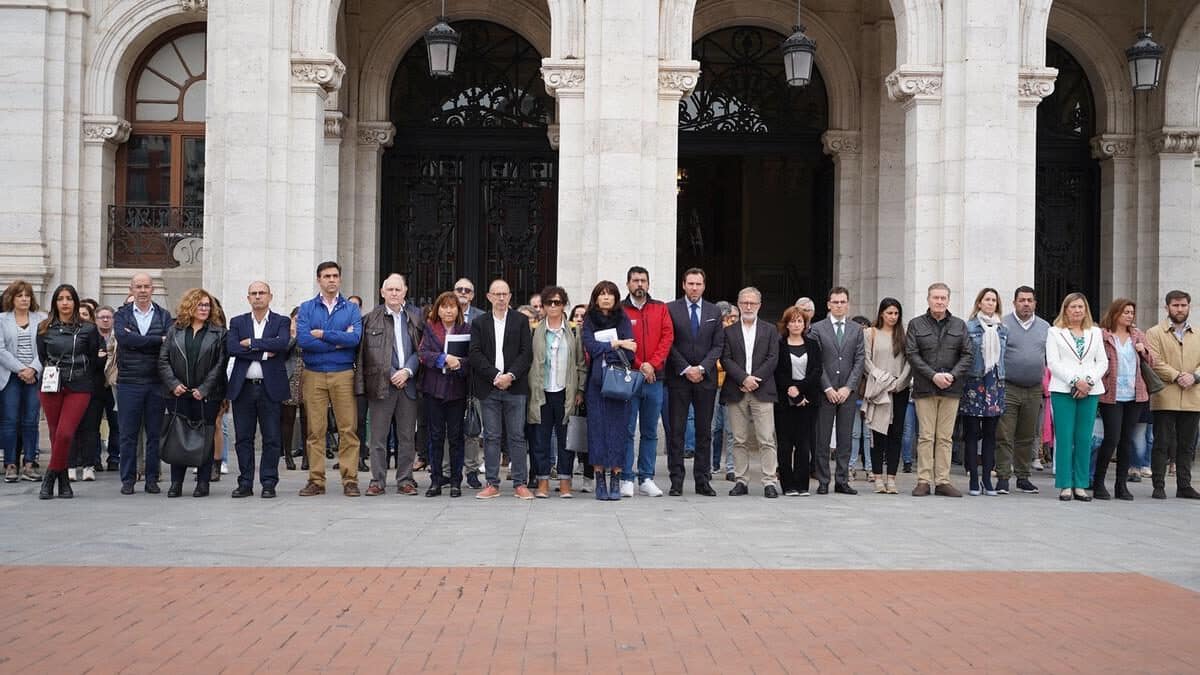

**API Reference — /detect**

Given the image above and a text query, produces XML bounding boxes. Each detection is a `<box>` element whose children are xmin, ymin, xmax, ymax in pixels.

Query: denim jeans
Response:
<box><xmin>1130</xmin><ymin>422</ymin><xmax>1151</xmax><ymax>469</ymax></box>
<box><xmin>849</xmin><ymin>405</ymin><xmax>873</xmax><ymax>472</ymax></box>
<box><xmin>901</xmin><ymin>400</ymin><xmax>917</xmax><ymax>465</ymax></box>
<box><xmin>117</xmin><ymin>382</ymin><xmax>165</xmax><ymax>484</ymax></box>
<box><xmin>481</xmin><ymin>389</ymin><xmax>528</xmax><ymax>487</ymax></box>
<box><xmin>623</xmin><ymin>379</ymin><xmax>663</xmax><ymax>482</ymax></box>
<box><xmin>711</xmin><ymin>401</ymin><xmax>735</xmax><ymax>472</ymax></box>
<box><xmin>1</xmin><ymin>379</ymin><xmax>40</xmax><ymax>466</ymax></box>
<box><xmin>535</xmin><ymin>390</ymin><xmax>567</xmax><ymax>482</ymax></box>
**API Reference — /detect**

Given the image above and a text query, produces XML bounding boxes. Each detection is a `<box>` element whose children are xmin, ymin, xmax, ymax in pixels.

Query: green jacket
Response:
<box><xmin>527</xmin><ymin>320</ymin><xmax>587</xmax><ymax>424</ymax></box>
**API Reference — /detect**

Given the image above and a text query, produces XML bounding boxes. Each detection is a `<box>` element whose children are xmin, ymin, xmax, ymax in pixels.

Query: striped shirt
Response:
<box><xmin>15</xmin><ymin>322</ymin><xmax>34</xmax><ymax>366</ymax></box>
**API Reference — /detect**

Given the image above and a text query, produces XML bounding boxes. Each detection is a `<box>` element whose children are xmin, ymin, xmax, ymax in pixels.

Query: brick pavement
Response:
<box><xmin>1</xmin><ymin>566</ymin><xmax>1197</xmax><ymax>673</ymax></box>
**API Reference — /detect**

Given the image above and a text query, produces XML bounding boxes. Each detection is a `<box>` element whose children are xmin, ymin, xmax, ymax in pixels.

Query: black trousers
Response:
<box><xmin>870</xmin><ymin>389</ymin><xmax>910</xmax><ymax>476</ymax></box>
<box><xmin>70</xmin><ymin>394</ymin><xmax>106</xmax><ymax>468</ymax></box>
<box><xmin>666</xmin><ymin>380</ymin><xmax>715</xmax><ymax>489</ymax></box>
<box><xmin>1152</xmin><ymin>410</ymin><xmax>1199</xmax><ymax>490</ymax></box>
<box><xmin>1096</xmin><ymin>400</ymin><xmax>1145</xmax><ymax>488</ymax></box>
<box><xmin>961</xmin><ymin>415</ymin><xmax>998</xmax><ymax>483</ymax></box>
<box><xmin>775</xmin><ymin>402</ymin><xmax>816</xmax><ymax>493</ymax></box>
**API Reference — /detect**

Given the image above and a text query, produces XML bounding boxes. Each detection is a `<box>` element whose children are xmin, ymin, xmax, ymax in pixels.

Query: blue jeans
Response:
<box><xmin>849</xmin><ymin>406</ymin><xmax>873</xmax><ymax>472</ymax></box>
<box><xmin>117</xmin><ymin>382</ymin><xmax>165</xmax><ymax>484</ymax></box>
<box><xmin>623</xmin><ymin>379</ymin><xmax>663</xmax><ymax>482</ymax></box>
<box><xmin>1130</xmin><ymin>422</ymin><xmax>1151</xmax><ymax>469</ymax></box>
<box><xmin>711</xmin><ymin>401</ymin><xmax>735</xmax><ymax>472</ymax></box>
<box><xmin>901</xmin><ymin>400</ymin><xmax>917</xmax><ymax>465</ymax></box>
<box><xmin>481</xmin><ymin>389</ymin><xmax>528</xmax><ymax>487</ymax></box>
<box><xmin>1</xmin><ymin>379</ymin><xmax>40</xmax><ymax>466</ymax></box>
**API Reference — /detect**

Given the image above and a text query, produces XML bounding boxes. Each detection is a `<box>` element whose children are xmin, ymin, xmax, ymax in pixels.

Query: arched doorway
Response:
<box><xmin>678</xmin><ymin>26</ymin><xmax>834</xmax><ymax>311</ymax></box>
<box><xmin>381</xmin><ymin>20</ymin><xmax>556</xmax><ymax>306</ymax></box>
<box><xmin>1035</xmin><ymin>40</ymin><xmax>1101</xmax><ymax>315</ymax></box>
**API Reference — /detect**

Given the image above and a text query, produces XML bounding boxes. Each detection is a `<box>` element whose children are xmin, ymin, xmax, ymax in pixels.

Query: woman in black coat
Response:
<box><xmin>773</xmin><ymin>305</ymin><xmax>823</xmax><ymax>496</ymax></box>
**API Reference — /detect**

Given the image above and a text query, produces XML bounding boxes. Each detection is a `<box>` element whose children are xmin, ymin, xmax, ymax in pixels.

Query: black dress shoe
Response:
<box><xmin>764</xmin><ymin>485</ymin><xmax>779</xmax><ymax>498</ymax></box>
<box><xmin>728</xmin><ymin>482</ymin><xmax>749</xmax><ymax>496</ymax></box>
<box><xmin>193</xmin><ymin>483</ymin><xmax>210</xmax><ymax>497</ymax></box>
<box><xmin>724</xmin><ymin>471</ymin><xmax>735</xmax><ymax>482</ymax></box>
<box><xmin>120</xmin><ymin>482</ymin><xmax>135</xmax><ymax>495</ymax></box>
<box><xmin>816</xmin><ymin>485</ymin><xmax>829</xmax><ymax>495</ymax></box>
<box><xmin>834</xmin><ymin>483</ymin><xmax>858</xmax><ymax>495</ymax></box>
<box><xmin>425</xmin><ymin>485</ymin><xmax>443</xmax><ymax>497</ymax></box>
<box><xmin>1073</xmin><ymin>491</ymin><xmax>1092</xmax><ymax>502</ymax></box>
<box><xmin>231</xmin><ymin>486</ymin><xmax>253</xmax><ymax>498</ymax></box>
<box><xmin>167</xmin><ymin>482</ymin><xmax>183</xmax><ymax>498</ymax></box>
<box><xmin>144</xmin><ymin>480</ymin><xmax>161</xmax><ymax>494</ymax></box>
<box><xmin>261</xmin><ymin>487</ymin><xmax>277</xmax><ymax>499</ymax></box>
<box><xmin>695</xmin><ymin>484</ymin><xmax>717</xmax><ymax>497</ymax></box>
<box><xmin>301</xmin><ymin>457</ymin><xmax>310</xmax><ymax>471</ymax></box>
<box><xmin>283</xmin><ymin>454</ymin><xmax>296</xmax><ymax>471</ymax></box>
<box><xmin>449</xmin><ymin>486</ymin><xmax>462</xmax><ymax>498</ymax></box>
<box><xmin>668</xmin><ymin>486</ymin><xmax>683</xmax><ymax>496</ymax></box>
<box><xmin>1178</xmin><ymin>486</ymin><xmax>1200</xmax><ymax>499</ymax></box>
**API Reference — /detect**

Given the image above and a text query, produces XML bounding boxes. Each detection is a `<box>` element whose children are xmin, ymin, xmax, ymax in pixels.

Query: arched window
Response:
<box><xmin>112</xmin><ymin>25</ymin><xmax>206</xmax><ymax>268</ymax></box>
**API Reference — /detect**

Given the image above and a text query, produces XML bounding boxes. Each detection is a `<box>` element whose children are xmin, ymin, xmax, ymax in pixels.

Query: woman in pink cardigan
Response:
<box><xmin>1094</xmin><ymin>298</ymin><xmax>1154</xmax><ymax>500</ymax></box>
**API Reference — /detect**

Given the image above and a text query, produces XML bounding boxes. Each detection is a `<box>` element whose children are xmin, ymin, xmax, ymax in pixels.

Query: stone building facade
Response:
<box><xmin>2</xmin><ymin>0</ymin><xmax>1198</xmax><ymax>319</ymax></box>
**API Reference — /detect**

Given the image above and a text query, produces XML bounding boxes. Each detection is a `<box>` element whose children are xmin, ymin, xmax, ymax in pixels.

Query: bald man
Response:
<box><xmin>227</xmin><ymin>281</ymin><xmax>292</xmax><ymax>498</ymax></box>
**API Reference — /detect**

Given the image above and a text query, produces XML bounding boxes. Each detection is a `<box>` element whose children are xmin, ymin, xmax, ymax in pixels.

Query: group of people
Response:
<box><xmin>1</xmin><ymin>262</ymin><xmax>1197</xmax><ymax>504</ymax></box>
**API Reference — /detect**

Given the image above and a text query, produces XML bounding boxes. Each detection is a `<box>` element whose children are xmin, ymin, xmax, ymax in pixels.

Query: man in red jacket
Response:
<box><xmin>620</xmin><ymin>266</ymin><xmax>675</xmax><ymax>497</ymax></box>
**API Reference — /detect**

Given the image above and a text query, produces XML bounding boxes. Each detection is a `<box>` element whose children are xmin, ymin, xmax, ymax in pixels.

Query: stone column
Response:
<box><xmin>886</xmin><ymin>66</ymin><xmax>944</xmax><ymax>314</ymax></box>
<box><xmin>323</xmin><ymin>110</ymin><xmax>345</xmax><ymax>281</ymax></box>
<box><xmin>289</xmin><ymin>54</ymin><xmax>345</xmax><ymax>280</ymax></box>
<box><xmin>822</xmin><ymin>130</ymin><xmax>863</xmax><ymax>299</ymax></box>
<box><xmin>1148</xmin><ymin>129</ymin><xmax>1200</xmax><ymax>303</ymax></box>
<box><xmin>656</xmin><ymin>61</ymin><xmax>700</xmax><ymax>298</ymax></box>
<box><xmin>1089</xmin><ymin>134</ymin><xmax>1136</xmax><ymax>306</ymax></box>
<box><xmin>1015</xmin><ymin>68</ymin><xmax>1057</xmax><ymax>297</ymax></box>
<box><xmin>80</xmin><ymin>116</ymin><xmax>131</xmax><ymax>297</ymax></box>
<box><xmin>353</xmin><ymin>121</ymin><xmax>395</xmax><ymax>300</ymax></box>
<box><xmin>541</xmin><ymin>59</ymin><xmax>587</xmax><ymax>302</ymax></box>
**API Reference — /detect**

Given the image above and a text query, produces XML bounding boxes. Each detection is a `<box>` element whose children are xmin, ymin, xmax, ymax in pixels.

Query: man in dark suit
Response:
<box><xmin>468</xmin><ymin>279</ymin><xmax>534</xmax><ymax>500</ymax></box>
<box><xmin>226</xmin><ymin>281</ymin><xmax>292</xmax><ymax>498</ymax></box>
<box><xmin>809</xmin><ymin>286</ymin><xmax>866</xmax><ymax>495</ymax></box>
<box><xmin>721</xmin><ymin>287</ymin><xmax>781</xmax><ymax>497</ymax></box>
<box><xmin>356</xmin><ymin>273</ymin><xmax>424</xmax><ymax>496</ymax></box>
<box><xmin>665</xmin><ymin>267</ymin><xmax>724</xmax><ymax>496</ymax></box>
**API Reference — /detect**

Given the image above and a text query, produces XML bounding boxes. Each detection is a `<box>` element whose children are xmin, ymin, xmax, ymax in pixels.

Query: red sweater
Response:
<box><xmin>622</xmin><ymin>297</ymin><xmax>674</xmax><ymax>375</ymax></box>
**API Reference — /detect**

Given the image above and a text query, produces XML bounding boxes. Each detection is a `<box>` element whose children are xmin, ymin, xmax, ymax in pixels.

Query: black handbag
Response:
<box><xmin>1140</xmin><ymin>358</ymin><xmax>1166</xmax><ymax>395</ymax></box>
<box><xmin>159</xmin><ymin>403</ymin><xmax>215</xmax><ymax>468</ymax></box>
<box><xmin>463</xmin><ymin>397</ymin><xmax>483</xmax><ymax>438</ymax></box>
<box><xmin>601</xmin><ymin>350</ymin><xmax>644</xmax><ymax>402</ymax></box>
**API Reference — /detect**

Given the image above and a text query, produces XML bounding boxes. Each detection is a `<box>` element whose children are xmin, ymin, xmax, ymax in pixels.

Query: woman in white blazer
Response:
<box><xmin>1046</xmin><ymin>292</ymin><xmax>1108</xmax><ymax>502</ymax></box>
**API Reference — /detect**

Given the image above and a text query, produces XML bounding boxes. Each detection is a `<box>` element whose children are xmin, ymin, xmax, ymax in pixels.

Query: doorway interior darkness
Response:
<box><xmin>382</xmin><ymin>21</ymin><xmax>556</xmax><ymax>308</ymax></box>
<box><xmin>679</xmin><ymin>26</ymin><xmax>833</xmax><ymax>315</ymax></box>
<box><xmin>1035</xmin><ymin>40</ymin><xmax>1101</xmax><ymax>318</ymax></box>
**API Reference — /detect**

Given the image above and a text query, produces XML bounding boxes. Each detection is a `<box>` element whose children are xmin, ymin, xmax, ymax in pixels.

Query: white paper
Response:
<box><xmin>592</xmin><ymin>328</ymin><xmax>619</xmax><ymax>344</ymax></box>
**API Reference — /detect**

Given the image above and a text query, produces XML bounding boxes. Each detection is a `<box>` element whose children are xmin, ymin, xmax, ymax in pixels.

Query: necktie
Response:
<box><xmin>690</xmin><ymin>303</ymin><xmax>700</xmax><ymax>337</ymax></box>
<box><xmin>835</xmin><ymin>321</ymin><xmax>844</xmax><ymax>345</ymax></box>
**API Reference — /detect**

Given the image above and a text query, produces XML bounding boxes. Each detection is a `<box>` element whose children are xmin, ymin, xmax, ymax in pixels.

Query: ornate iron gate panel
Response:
<box><xmin>480</xmin><ymin>155</ymin><xmax>557</xmax><ymax>304</ymax></box>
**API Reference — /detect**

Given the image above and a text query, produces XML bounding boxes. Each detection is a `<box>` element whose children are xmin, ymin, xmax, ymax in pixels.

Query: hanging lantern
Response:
<box><xmin>782</xmin><ymin>1</ymin><xmax>816</xmax><ymax>88</ymax></box>
<box><xmin>1126</xmin><ymin>0</ymin><xmax>1164</xmax><ymax>92</ymax></box>
<box><xmin>424</xmin><ymin>2</ymin><xmax>459</xmax><ymax>78</ymax></box>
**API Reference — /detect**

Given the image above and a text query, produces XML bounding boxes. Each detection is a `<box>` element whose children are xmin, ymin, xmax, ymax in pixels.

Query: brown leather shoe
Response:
<box><xmin>298</xmin><ymin>481</ymin><xmax>325</xmax><ymax>496</ymax></box>
<box><xmin>934</xmin><ymin>483</ymin><xmax>963</xmax><ymax>497</ymax></box>
<box><xmin>911</xmin><ymin>481</ymin><xmax>931</xmax><ymax>497</ymax></box>
<box><xmin>343</xmin><ymin>482</ymin><xmax>361</xmax><ymax>497</ymax></box>
<box><xmin>397</xmin><ymin>483</ymin><xmax>418</xmax><ymax>496</ymax></box>
<box><xmin>365</xmin><ymin>482</ymin><xmax>385</xmax><ymax>496</ymax></box>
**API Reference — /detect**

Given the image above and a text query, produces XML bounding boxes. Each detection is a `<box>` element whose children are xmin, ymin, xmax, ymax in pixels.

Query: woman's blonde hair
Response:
<box><xmin>1053</xmin><ymin>292</ymin><xmax>1094</xmax><ymax>330</ymax></box>
<box><xmin>175</xmin><ymin>288</ymin><xmax>222</xmax><ymax>327</ymax></box>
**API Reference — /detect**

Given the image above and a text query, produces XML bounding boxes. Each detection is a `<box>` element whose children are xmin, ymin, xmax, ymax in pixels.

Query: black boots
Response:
<box><xmin>39</xmin><ymin>470</ymin><xmax>56</xmax><ymax>500</ymax></box>
<box><xmin>57</xmin><ymin>470</ymin><xmax>73</xmax><ymax>498</ymax></box>
<box><xmin>167</xmin><ymin>482</ymin><xmax>184</xmax><ymax>498</ymax></box>
<box><xmin>283</xmin><ymin>452</ymin><xmax>297</xmax><ymax>471</ymax></box>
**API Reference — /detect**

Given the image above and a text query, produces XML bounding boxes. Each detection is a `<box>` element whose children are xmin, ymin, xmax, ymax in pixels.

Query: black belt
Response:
<box><xmin>246</xmin><ymin>379</ymin><xmax>263</xmax><ymax>385</ymax></box>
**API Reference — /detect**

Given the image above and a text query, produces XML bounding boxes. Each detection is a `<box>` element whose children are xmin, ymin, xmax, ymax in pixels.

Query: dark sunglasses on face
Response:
<box><xmin>546</xmin><ymin>299</ymin><xmax>564</xmax><ymax>306</ymax></box>
<box><xmin>454</xmin><ymin>287</ymin><xmax>473</xmax><ymax>294</ymax></box>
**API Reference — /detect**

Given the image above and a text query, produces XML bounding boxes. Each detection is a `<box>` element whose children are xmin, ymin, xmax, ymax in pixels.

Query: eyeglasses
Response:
<box><xmin>546</xmin><ymin>299</ymin><xmax>564</xmax><ymax>306</ymax></box>
<box><xmin>454</xmin><ymin>287</ymin><xmax>474</xmax><ymax>294</ymax></box>
<box><xmin>197</xmin><ymin>303</ymin><xmax>211</xmax><ymax>309</ymax></box>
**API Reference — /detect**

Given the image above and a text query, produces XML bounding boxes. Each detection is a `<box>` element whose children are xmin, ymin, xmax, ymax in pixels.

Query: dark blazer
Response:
<box><xmin>720</xmin><ymin>320</ymin><xmax>780</xmax><ymax>403</ymax></box>
<box><xmin>665</xmin><ymin>297</ymin><xmax>725</xmax><ymax>389</ymax></box>
<box><xmin>809</xmin><ymin>316</ymin><xmax>866</xmax><ymax>393</ymax></box>
<box><xmin>226</xmin><ymin>311</ymin><xmax>292</xmax><ymax>403</ymax></box>
<box><xmin>774</xmin><ymin>336</ymin><xmax>824</xmax><ymax>406</ymax></box>
<box><xmin>468</xmin><ymin>309</ymin><xmax>533</xmax><ymax>398</ymax></box>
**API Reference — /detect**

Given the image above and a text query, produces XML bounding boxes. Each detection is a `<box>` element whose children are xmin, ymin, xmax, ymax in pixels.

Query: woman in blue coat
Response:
<box><xmin>581</xmin><ymin>280</ymin><xmax>637</xmax><ymax>501</ymax></box>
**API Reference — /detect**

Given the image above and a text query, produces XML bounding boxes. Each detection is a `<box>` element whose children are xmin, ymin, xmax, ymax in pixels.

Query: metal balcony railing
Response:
<box><xmin>107</xmin><ymin>204</ymin><xmax>203</xmax><ymax>268</ymax></box>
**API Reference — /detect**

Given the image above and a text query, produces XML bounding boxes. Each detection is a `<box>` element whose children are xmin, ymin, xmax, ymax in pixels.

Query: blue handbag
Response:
<box><xmin>601</xmin><ymin>350</ymin><xmax>643</xmax><ymax>401</ymax></box>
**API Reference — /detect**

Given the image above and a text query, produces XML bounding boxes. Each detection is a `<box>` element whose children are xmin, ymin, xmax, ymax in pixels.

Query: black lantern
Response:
<box><xmin>424</xmin><ymin>1</ymin><xmax>459</xmax><ymax>78</ymax></box>
<box><xmin>1126</xmin><ymin>0</ymin><xmax>1164</xmax><ymax>91</ymax></box>
<box><xmin>782</xmin><ymin>1</ymin><xmax>816</xmax><ymax>87</ymax></box>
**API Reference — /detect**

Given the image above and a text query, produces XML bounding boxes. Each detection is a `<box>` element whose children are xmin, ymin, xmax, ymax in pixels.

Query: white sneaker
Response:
<box><xmin>580</xmin><ymin>477</ymin><xmax>594</xmax><ymax>493</ymax></box>
<box><xmin>220</xmin><ymin>461</ymin><xmax>229</xmax><ymax>474</ymax></box>
<box><xmin>82</xmin><ymin>466</ymin><xmax>96</xmax><ymax>481</ymax></box>
<box><xmin>1032</xmin><ymin>458</ymin><xmax>1044</xmax><ymax>471</ymax></box>
<box><xmin>638</xmin><ymin>479</ymin><xmax>663</xmax><ymax>497</ymax></box>
<box><xmin>192</xmin><ymin>467</ymin><xmax>199</xmax><ymax>474</ymax></box>
<box><xmin>619</xmin><ymin>479</ymin><xmax>635</xmax><ymax>498</ymax></box>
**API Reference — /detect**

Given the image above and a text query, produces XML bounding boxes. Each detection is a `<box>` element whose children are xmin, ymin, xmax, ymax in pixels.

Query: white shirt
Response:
<box><xmin>386</xmin><ymin>306</ymin><xmax>410</xmax><ymax>374</ymax></box>
<box><xmin>1016</xmin><ymin>314</ymin><xmax>1036</xmax><ymax>330</ymax></box>
<box><xmin>493</xmin><ymin>312</ymin><xmax>507</xmax><ymax>373</ymax></box>
<box><xmin>741</xmin><ymin>318</ymin><xmax>758</xmax><ymax>374</ymax></box>
<box><xmin>132</xmin><ymin>303</ymin><xmax>155</xmax><ymax>335</ymax></box>
<box><xmin>245</xmin><ymin>312</ymin><xmax>269</xmax><ymax>379</ymax></box>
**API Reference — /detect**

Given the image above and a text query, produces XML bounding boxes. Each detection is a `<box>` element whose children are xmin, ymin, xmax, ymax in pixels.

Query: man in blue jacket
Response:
<box><xmin>113</xmin><ymin>273</ymin><xmax>172</xmax><ymax>495</ymax></box>
<box><xmin>296</xmin><ymin>261</ymin><xmax>363</xmax><ymax>496</ymax></box>
<box><xmin>226</xmin><ymin>281</ymin><xmax>292</xmax><ymax>499</ymax></box>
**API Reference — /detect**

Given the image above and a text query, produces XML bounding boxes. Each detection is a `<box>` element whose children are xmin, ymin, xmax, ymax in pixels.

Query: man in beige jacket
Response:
<box><xmin>1145</xmin><ymin>289</ymin><xmax>1200</xmax><ymax>499</ymax></box>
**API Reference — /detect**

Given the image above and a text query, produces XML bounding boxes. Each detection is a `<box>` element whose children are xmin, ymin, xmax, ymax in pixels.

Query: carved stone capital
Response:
<box><xmin>1089</xmin><ymin>134</ymin><xmax>1135</xmax><ymax>160</ymax></box>
<box><xmin>291</xmin><ymin>54</ymin><xmax>346</xmax><ymax>94</ymax></box>
<box><xmin>547</xmin><ymin>124</ymin><xmax>560</xmax><ymax>150</ymax></box>
<box><xmin>1018</xmin><ymin>67</ymin><xmax>1058</xmax><ymax>104</ymax></box>
<box><xmin>179</xmin><ymin>0</ymin><xmax>208</xmax><ymax>12</ymax></box>
<box><xmin>325</xmin><ymin>111</ymin><xmax>345</xmax><ymax>139</ymax></box>
<box><xmin>1150</xmin><ymin>128</ymin><xmax>1200</xmax><ymax>155</ymax></box>
<box><xmin>658</xmin><ymin>60</ymin><xmax>701</xmax><ymax>98</ymax></box>
<box><xmin>541</xmin><ymin>59</ymin><xmax>585</xmax><ymax>96</ymax></box>
<box><xmin>357</xmin><ymin>121</ymin><xmax>396</xmax><ymax>148</ymax></box>
<box><xmin>885</xmin><ymin>66</ymin><xmax>944</xmax><ymax>104</ymax></box>
<box><xmin>82</xmin><ymin>116</ymin><xmax>131</xmax><ymax>145</ymax></box>
<box><xmin>821</xmin><ymin>130</ymin><xmax>862</xmax><ymax>156</ymax></box>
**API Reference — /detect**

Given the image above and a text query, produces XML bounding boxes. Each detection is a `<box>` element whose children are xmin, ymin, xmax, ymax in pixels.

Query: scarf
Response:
<box><xmin>977</xmin><ymin>313</ymin><xmax>1001</xmax><ymax>372</ymax></box>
